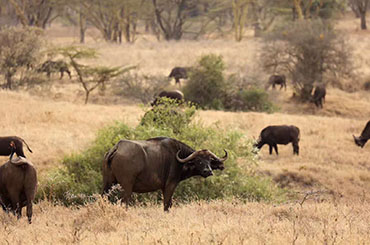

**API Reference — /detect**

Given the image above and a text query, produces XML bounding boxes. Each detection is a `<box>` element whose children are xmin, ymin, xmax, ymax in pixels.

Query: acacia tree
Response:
<box><xmin>58</xmin><ymin>46</ymin><xmax>135</xmax><ymax>103</ymax></box>
<box><xmin>0</xmin><ymin>27</ymin><xmax>43</xmax><ymax>90</ymax></box>
<box><xmin>260</xmin><ymin>20</ymin><xmax>354</xmax><ymax>101</ymax></box>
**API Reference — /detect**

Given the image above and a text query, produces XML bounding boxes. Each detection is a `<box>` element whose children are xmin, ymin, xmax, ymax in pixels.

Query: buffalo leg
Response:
<box><xmin>273</xmin><ymin>144</ymin><xmax>278</xmax><ymax>155</ymax></box>
<box><xmin>162</xmin><ymin>183</ymin><xmax>178</xmax><ymax>212</ymax></box>
<box><xmin>293</xmin><ymin>142</ymin><xmax>299</xmax><ymax>155</ymax></box>
<box><xmin>26</xmin><ymin>200</ymin><xmax>33</xmax><ymax>224</ymax></box>
<box><xmin>116</xmin><ymin>176</ymin><xmax>134</xmax><ymax>209</ymax></box>
<box><xmin>269</xmin><ymin>145</ymin><xmax>273</xmax><ymax>154</ymax></box>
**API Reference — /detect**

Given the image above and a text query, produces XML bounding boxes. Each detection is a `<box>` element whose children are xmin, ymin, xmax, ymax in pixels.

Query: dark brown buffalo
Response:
<box><xmin>102</xmin><ymin>137</ymin><xmax>228</xmax><ymax>211</ymax></box>
<box><xmin>353</xmin><ymin>120</ymin><xmax>370</xmax><ymax>148</ymax></box>
<box><xmin>254</xmin><ymin>125</ymin><xmax>300</xmax><ymax>155</ymax></box>
<box><xmin>151</xmin><ymin>90</ymin><xmax>184</xmax><ymax>106</ymax></box>
<box><xmin>38</xmin><ymin>60</ymin><xmax>71</xmax><ymax>79</ymax></box>
<box><xmin>168</xmin><ymin>67</ymin><xmax>189</xmax><ymax>87</ymax></box>
<box><xmin>266</xmin><ymin>75</ymin><xmax>287</xmax><ymax>90</ymax></box>
<box><xmin>0</xmin><ymin>144</ymin><xmax>37</xmax><ymax>223</ymax></box>
<box><xmin>0</xmin><ymin>136</ymin><xmax>32</xmax><ymax>158</ymax></box>
<box><xmin>311</xmin><ymin>85</ymin><xmax>326</xmax><ymax>108</ymax></box>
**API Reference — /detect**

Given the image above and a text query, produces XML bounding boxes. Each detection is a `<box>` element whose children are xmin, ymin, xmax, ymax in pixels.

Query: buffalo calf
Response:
<box><xmin>0</xmin><ymin>136</ymin><xmax>32</xmax><ymax>158</ymax></box>
<box><xmin>0</xmin><ymin>145</ymin><xmax>37</xmax><ymax>223</ymax></box>
<box><xmin>254</xmin><ymin>125</ymin><xmax>300</xmax><ymax>155</ymax></box>
<box><xmin>353</xmin><ymin>120</ymin><xmax>370</xmax><ymax>148</ymax></box>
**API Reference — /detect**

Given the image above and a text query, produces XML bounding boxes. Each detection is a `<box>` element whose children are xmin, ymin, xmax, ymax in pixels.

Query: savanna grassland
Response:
<box><xmin>0</xmin><ymin>14</ymin><xmax>370</xmax><ymax>244</ymax></box>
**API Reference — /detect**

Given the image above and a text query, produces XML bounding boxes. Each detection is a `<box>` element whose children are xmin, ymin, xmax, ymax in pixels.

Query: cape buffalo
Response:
<box><xmin>38</xmin><ymin>60</ymin><xmax>71</xmax><ymax>79</ymax></box>
<box><xmin>151</xmin><ymin>90</ymin><xmax>184</xmax><ymax>106</ymax></box>
<box><xmin>0</xmin><ymin>144</ymin><xmax>37</xmax><ymax>223</ymax></box>
<box><xmin>0</xmin><ymin>136</ymin><xmax>32</xmax><ymax>158</ymax></box>
<box><xmin>311</xmin><ymin>85</ymin><xmax>326</xmax><ymax>108</ymax></box>
<box><xmin>102</xmin><ymin>137</ymin><xmax>228</xmax><ymax>211</ymax></box>
<box><xmin>353</xmin><ymin>120</ymin><xmax>370</xmax><ymax>148</ymax></box>
<box><xmin>254</xmin><ymin>125</ymin><xmax>300</xmax><ymax>155</ymax></box>
<box><xmin>169</xmin><ymin>67</ymin><xmax>189</xmax><ymax>87</ymax></box>
<box><xmin>266</xmin><ymin>75</ymin><xmax>287</xmax><ymax>90</ymax></box>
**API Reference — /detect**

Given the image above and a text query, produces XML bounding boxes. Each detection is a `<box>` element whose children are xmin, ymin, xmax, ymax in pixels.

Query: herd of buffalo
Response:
<box><xmin>0</xmin><ymin>68</ymin><xmax>368</xmax><ymax>224</ymax></box>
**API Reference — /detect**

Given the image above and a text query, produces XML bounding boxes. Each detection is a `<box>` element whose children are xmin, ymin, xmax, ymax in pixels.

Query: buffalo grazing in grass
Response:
<box><xmin>254</xmin><ymin>125</ymin><xmax>300</xmax><ymax>155</ymax></box>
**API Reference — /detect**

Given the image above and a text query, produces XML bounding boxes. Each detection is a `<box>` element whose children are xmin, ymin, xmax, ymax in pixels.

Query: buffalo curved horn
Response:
<box><xmin>219</xmin><ymin>149</ymin><xmax>228</xmax><ymax>162</ymax></box>
<box><xmin>207</xmin><ymin>149</ymin><xmax>228</xmax><ymax>162</ymax></box>
<box><xmin>176</xmin><ymin>150</ymin><xmax>198</xmax><ymax>163</ymax></box>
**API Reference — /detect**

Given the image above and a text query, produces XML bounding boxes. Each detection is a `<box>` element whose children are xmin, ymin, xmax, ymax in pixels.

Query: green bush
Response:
<box><xmin>224</xmin><ymin>88</ymin><xmax>277</xmax><ymax>113</ymax></box>
<box><xmin>183</xmin><ymin>54</ymin><xmax>276</xmax><ymax>113</ymax></box>
<box><xmin>183</xmin><ymin>54</ymin><xmax>228</xmax><ymax>109</ymax></box>
<box><xmin>140</xmin><ymin>97</ymin><xmax>196</xmax><ymax>134</ymax></box>
<box><xmin>37</xmin><ymin>100</ymin><xmax>286</xmax><ymax>206</ymax></box>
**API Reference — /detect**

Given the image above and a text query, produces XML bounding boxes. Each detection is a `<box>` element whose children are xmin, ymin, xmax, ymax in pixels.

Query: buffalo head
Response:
<box><xmin>176</xmin><ymin>149</ymin><xmax>228</xmax><ymax>177</ymax></box>
<box><xmin>353</xmin><ymin>135</ymin><xmax>367</xmax><ymax>148</ymax></box>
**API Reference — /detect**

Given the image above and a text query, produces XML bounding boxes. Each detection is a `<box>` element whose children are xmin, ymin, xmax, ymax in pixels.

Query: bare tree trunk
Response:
<box><xmin>84</xmin><ymin>90</ymin><xmax>90</xmax><ymax>104</ymax></box>
<box><xmin>79</xmin><ymin>13</ymin><xmax>86</xmax><ymax>43</ymax></box>
<box><xmin>293</xmin><ymin>0</ymin><xmax>304</xmax><ymax>20</ymax></box>
<box><xmin>5</xmin><ymin>72</ymin><xmax>13</xmax><ymax>90</ymax></box>
<box><xmin>360</xmin><ymin>11</ymin><xmax>367</xmax><ymax>29</ymax></box>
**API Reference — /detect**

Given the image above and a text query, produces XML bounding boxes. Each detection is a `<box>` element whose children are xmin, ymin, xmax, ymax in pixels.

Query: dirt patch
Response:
<box><xmin>272</xmin><ymin>170</ymin><xmax>320</xmax><ymax>189</ymax></box>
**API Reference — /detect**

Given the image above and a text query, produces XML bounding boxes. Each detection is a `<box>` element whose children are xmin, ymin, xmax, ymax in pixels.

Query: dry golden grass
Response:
<box><xmin>0</xmin><ymin>199</ymin><xmax>369</xmax><ymax>244</ymax></box>
<box><xmin>0</xmin><ymin>90</ymin><xmax>142</xmax><ymax>174</ymax></box>
<box><xmin>0</xmin><ymin>14</ymin><xmax>370</xmax><ymax>244</ymax></box>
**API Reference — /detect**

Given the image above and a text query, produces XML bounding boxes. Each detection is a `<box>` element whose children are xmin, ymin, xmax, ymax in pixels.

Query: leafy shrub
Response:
<box><xmin>183</xmin><ymin>54</ymin><xmax>228</xmax><ymax>110</ymax></box>
<box><xmin>140</xmin><ymin>97</ymin><xmax>196</xmax><ymax>134</ymax></box>
<box><xmin>37</xmin><ymin>100</ymin><xmax>285</xmax><ymax>206</ymax></box>
<box><xmin>184</xmin><ymin>54</ymin><xmax>276</xmax><ymax>113</ymax></box>
<box><xmin>224</xmin><ymin>88</ymin><xmax>277</xmax><ymax>113</ymax></box>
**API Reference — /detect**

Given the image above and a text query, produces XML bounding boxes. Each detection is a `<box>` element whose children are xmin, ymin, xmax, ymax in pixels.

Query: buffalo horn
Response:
<box><xmin>207</xmin><ymin>149</ymin><xmax>228</xmax><ymax>162</ymax></box>
<box><xmin>219</xmin><ymin>149</ymin><xmax>228</xmax><ymax>162</ymax></box>
<box><xmin>10</xmin><ymin>156</ymin><xmax>27</xmax><ymax>166</ymax></box>
<box><xmin>176</xmin><ymin>150</ymin><xmax>198</xmax><ymax>163</ymax></box>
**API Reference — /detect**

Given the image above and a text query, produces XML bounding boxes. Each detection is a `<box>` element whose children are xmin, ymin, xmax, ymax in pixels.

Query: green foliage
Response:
<box><xmin>184</xmin><ymin>54</ymin><xmax>227</xmax><ymax>109</ymax></box>
<box><xmin>225</xmin><ymin>88</ymin><xmax>277</xmax><ymax>113</ymax></box>
<box><xmin>38</xmin><ymin>100</ymin><xmax>285</xmax><ymax>206</ymax></box>
<box><xmin>56</xmin><ymin>46</ymin><xmax>135</xmax><ymax>103</ymax></box>
<box><xmin>140</xmin><ymin>98</ymin><xmax>196</xmax><ymax>134</ymax></box>
<box><xmin>184</xmin><ymin>54</ymin><xmax>276</xmax><ymax>112</ymax></box>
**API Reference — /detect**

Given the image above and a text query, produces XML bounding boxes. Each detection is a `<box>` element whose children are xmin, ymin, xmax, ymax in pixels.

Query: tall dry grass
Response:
<box><xmin>0</xmin><ymin>199</ymin><xmax>369</xmax><ymax>244</ymax></box>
